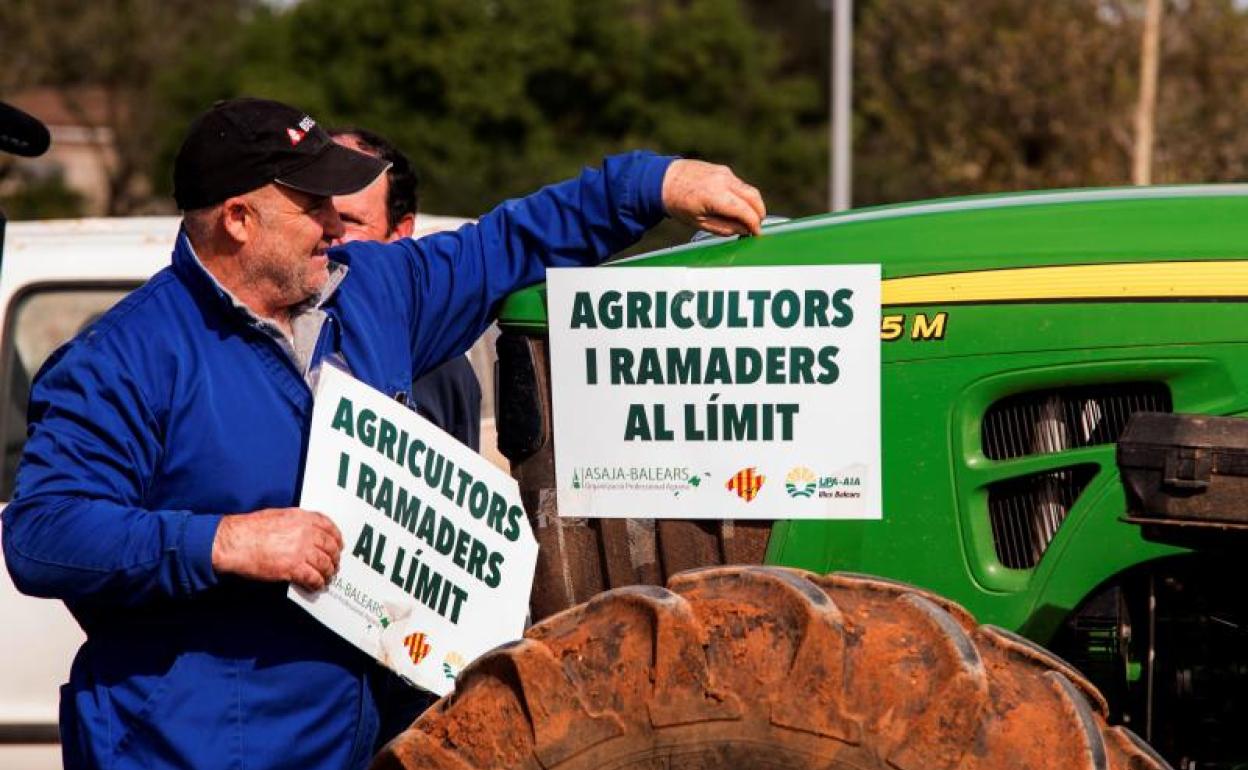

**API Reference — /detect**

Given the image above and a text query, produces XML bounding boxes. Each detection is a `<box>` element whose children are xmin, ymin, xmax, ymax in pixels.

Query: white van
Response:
<box><xmin>0</xmin><ymin>214</ymin><xmax>486</xmax><ymax>768</ymax></box>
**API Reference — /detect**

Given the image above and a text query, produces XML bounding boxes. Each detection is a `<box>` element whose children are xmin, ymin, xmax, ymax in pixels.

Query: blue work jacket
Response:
<box><xmin>2</xmin><ymin>151</ymin><xmax>673</xmax><ymax>770</ymax></box>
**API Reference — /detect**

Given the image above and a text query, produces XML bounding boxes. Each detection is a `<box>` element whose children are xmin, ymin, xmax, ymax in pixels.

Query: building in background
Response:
<box><xmin>0</xmin><ymin>87</ymin><xmax>148</xmax><ymax>218</ymax></box>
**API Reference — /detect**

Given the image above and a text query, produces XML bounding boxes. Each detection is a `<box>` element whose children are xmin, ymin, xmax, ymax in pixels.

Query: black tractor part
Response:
<box><xmin>1118</xmin><ymin>411</ymin><xmax>1248</xmax><ymax>545</ymax></box>
<box><xmin>1053</xmin><ymin>558</ymin><xmax>1248</xmax><ymax>770</ymax></box>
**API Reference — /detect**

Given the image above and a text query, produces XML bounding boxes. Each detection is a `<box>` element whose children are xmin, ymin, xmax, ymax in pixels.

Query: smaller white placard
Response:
<box><xmin>290</xmin><ymin>366</ymin><xmax>537</xmax><ymax>695</ymax></box>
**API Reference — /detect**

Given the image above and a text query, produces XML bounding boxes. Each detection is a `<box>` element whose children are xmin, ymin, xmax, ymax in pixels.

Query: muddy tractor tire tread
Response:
<box><xmin>373</xmin><ymin>566</ymin><xmax>1171</xmax><ymax>770</ymax></box>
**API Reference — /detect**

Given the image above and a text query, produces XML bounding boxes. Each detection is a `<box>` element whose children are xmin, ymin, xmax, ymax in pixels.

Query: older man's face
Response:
<box><xmin>243</xmin><ymin>184</ymin><xmax>345</xmax><ymax>306</ymax></box>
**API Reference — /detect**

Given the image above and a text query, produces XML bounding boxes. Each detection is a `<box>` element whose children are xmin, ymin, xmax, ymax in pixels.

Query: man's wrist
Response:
<box><xmin>209</xmin><ymin>514</ymin><xmax>240</xmax><ymax>577</ymax></box>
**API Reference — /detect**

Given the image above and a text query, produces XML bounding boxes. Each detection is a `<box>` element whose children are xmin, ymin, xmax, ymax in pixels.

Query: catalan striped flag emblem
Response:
<box><xmin>403</xmin><ymin>632</ymin><xmax>431</xmax><ymax>665</ymax></box>
<box><xmin>726</xmin><ymin>467</ymin><xmax>765</xmax><ymax>502</ymax></box>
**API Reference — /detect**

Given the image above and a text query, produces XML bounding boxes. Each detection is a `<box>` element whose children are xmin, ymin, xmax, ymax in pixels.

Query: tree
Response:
<box><xmin>855</xmin><ymin>0</ymin><xmax>1140</xmax><ymax>205</ymax></box>
<box><xmin>0</xmin><ymin>0</ymin><xmax>252</xmax><ymax>215</ymax></box>
<box><xmin>152</xmin><ymin>0</ymin><xmax>828</xmax><ymax>223</ymax></box>
<box><xmin>1150</xmin><ymin>0</ymin><xmax>1248</xmax><ymax>183</ymax></box>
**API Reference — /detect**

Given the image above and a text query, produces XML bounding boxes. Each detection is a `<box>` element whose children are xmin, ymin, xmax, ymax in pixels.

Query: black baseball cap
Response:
<box><xmin>173</xmin><ymin>97</ymin><xmax>388</xmax><ymax>210</ymax></box>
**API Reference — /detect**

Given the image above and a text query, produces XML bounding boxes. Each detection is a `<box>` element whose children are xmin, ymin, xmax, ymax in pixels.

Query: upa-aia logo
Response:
<box><xmin>726</xmin><ymin>467</ymin><xmax>765</xmax><ymax>502</ymax></box>
<box><xmin>785</xmin><ymin>466</ymin><xmax>817</xmax><ymax>498</ymax></box>
<box><xmin>403</xmin><ymin>632</ymin><xmax>431</xmax><ymax>665</ymax></box>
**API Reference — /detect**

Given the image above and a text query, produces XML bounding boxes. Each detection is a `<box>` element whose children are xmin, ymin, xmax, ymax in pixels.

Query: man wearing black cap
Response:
<box><xmin>1</xmin><ymin>97</ymin><xmax>765</xmax><ymax>770</ymax></box>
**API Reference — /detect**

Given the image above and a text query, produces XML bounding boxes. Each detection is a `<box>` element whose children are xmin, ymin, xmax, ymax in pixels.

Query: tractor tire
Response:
<box><xmin>372</xmin><ymin>566</ymin><xmax>1172</xmax><ymax>770</ymax></box>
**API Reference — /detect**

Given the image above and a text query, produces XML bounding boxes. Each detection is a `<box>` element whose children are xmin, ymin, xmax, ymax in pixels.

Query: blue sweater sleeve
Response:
<box><xmin>2</xmin><ymin>342</ymin><xmax>220</xmax><ymax>607</ymax></box>
<box><xmin>342</xmin><ymin>150</ymin><xmax>674</xmax><ymax>376</ymax></box>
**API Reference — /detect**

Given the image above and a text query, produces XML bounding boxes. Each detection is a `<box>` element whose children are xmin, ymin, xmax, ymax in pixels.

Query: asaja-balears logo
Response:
<box><xmin>571</xmin><ymin>465</ymin><xmax>694</xmax><ymax>493</ymax></box>
<box><xmin>785</xmin><ymin>466</ymin><xmax>817</xmax><ymax>498</ymax></box>
<box><xmin>726</xmin><ymin>467</ymin><xmax>765</xmax><ymax>502</ymax></box>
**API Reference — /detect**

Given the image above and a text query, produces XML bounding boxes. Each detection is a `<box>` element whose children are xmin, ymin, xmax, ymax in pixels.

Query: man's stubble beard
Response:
<box><xmin>243</xmin><ymin>233</ymin><xmax>325</xmax><ymax>310</ymax></box>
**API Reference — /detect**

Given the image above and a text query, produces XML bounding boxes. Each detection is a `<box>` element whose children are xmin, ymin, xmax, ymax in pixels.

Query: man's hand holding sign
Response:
<box><xmin>662</xmin><ymin>159</ymin><xmax>767</xmax><ymax>237</ymax></box>
<box><xmin>213</xmin><ymin>507</ymin><xmax>344</xmax><ymax>591</ymax></box>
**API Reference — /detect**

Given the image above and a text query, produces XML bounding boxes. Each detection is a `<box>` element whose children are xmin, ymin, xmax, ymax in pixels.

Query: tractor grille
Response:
<box><xmin>989</xmin><ymin>465</ymin><xmax>1098</xmax><ymax>569</ymax></box>
<box><xmin>982</xmin><ymin>382</ymin><xmax>1171</xmax><ymax>461</ymax></box>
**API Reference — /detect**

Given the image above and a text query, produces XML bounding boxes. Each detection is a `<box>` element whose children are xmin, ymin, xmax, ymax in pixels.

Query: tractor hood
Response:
<box><xmin>497</xmin><ymin>184</ymin><xmax>1248</xmax><ymax>332</ymax></box>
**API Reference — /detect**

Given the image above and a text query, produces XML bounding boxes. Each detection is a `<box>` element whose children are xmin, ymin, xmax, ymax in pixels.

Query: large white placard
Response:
<box><xmin>290</xmin><ymin>366</ymin><xmax>537</xmax><ymax>695</ymax></box>
<box><xmin>548</xmin><ymin>265</ymin><xmax>881</xmax><ymax>519</ymax></box>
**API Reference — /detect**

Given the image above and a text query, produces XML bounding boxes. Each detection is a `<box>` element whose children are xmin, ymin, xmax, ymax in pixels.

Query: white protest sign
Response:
<box><xmin>290</xmin><ymin>365</ymin><xmax>537</xmax><ymax>695</ymax></box>
<box><xmin>548</xmin><ymin>265</ymin><xmax>881</xmax><ymax>519</ymax></box>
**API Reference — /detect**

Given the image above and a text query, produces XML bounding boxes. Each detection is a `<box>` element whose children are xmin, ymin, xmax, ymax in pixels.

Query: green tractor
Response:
<box><xmin>381</xmin><ymin>186</ymin><xmax>1248</xmax><ymax>770</ymax></box>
